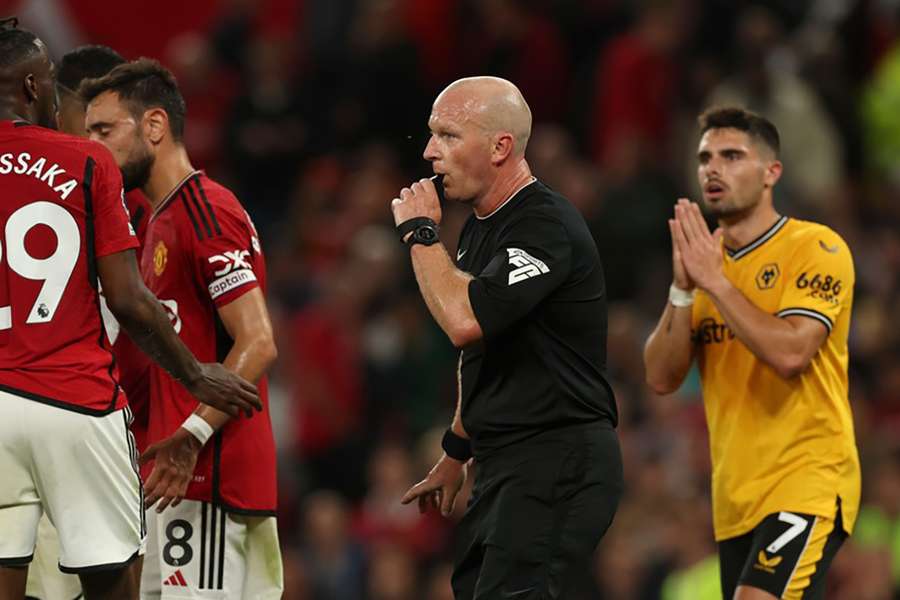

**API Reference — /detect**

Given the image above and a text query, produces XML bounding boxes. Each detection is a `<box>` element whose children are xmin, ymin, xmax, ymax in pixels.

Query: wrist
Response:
<box><xmin>668</xmin><ymin>283</ymin><xmax>695</xmax><ymax>308</ymax></box>
<box><xmin>441</xmin><ymin>428</ymin><xmax>472</xmax><ymax>462</ymax></box>
<box><xmin>180</xmin><ymin>413</ymin><xmax>214</xmax><ymax>447</ymax></box>
<box><xmin>180</xmin><ymin>362</ymin><xmax>203</xmax><ymax>390</ymax></box>
<box><xmin>703</xmin><ymin>274</ymin><xmax>731</xmax><ymax>298</ymax></box>
<box><xmin>397</xmin><ymin>216</ymin><xmax>440</xmax><ymax>248</ymax></box>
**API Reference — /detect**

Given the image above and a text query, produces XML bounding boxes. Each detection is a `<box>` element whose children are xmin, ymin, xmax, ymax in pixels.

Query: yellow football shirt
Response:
<box><xmin>692</xmin><ymin>216</ymin><xmax>861</xmax><ymax>541</ymax></box>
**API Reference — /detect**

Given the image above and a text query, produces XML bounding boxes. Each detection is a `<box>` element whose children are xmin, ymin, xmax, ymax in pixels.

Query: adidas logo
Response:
<box><xmin>164</xmin><ymin>569</ymin><xmax>189</xmax><ymax>587</ymax></box>
<box><xmin>753</xmin><ymin>550</ymin><xmax>783</xmax><ymax>574</ymax></box>
<box><xmin>507</xmin><ymin>248</ymin><xmax>549</xmax><ymax>285</ymax></box>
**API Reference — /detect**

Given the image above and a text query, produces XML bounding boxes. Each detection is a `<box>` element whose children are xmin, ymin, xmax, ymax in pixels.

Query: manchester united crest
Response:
<box><xmin>154</xmin><ymin>240</ymin><xmax>168</xmax><ymax>276</ymax></box>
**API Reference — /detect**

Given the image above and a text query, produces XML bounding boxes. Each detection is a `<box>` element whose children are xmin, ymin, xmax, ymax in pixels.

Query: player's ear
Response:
<box><xmin>143</xmin><ymin>107</ymin><xmax>169</xmax><ymax>145</ymax></box>
<box><xmin>24</xmin><ymin>73</ymin><xmax>38</xmax><ymax>103</ymax></box>
<box><xmin>763</xmin><ymin>159</ymin><xmax>782</xmax><ymax>189</ymax></box>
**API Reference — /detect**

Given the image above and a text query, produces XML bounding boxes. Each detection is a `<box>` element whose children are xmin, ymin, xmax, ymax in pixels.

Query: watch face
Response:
<box><xmin>419</xmin><ymin>226</ymin><xmax>437</xmax><ymax>241</ymax></box>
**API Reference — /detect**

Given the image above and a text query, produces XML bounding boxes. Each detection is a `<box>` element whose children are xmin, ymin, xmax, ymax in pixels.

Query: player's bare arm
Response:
<box><xmin>97</xmin><ymin>249</ymin><xmax>262</xmax><ymax>415</ymax></box>
<box><xmin>391</xmin><ymin>178</ymin><xmax>482</xmax><ymax>348</ymax></box>
<box><xmin>673</xmin><ymin>200</ymin><xmax>828</xmax><ymax>378</ymax></box>
<box><xmin>143</xmin><ymin>287</ymin><xmax>276</xmax><ymax>511</ymax></box>
<box><xmin>644</xmin><ymin>199</ymin><xmax>698</xmax><ymax>394</ymax></box>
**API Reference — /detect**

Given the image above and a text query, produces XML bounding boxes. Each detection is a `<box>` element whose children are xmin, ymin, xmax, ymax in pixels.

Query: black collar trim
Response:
<box><xmin>726</xmin><ymin>216</ymin><xmax>789</xmax><ymax>260</ymax></box>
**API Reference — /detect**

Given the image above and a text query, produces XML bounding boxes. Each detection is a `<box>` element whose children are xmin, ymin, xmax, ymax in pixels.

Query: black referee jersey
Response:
<box><xmin>457</xmin><ymin>179</ymin><xmax>618</xmax><ymax>458</ymax></box>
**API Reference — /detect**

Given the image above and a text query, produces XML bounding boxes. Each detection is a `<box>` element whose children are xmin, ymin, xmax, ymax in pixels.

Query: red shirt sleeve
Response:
<box><xmin>91</xmin><ymin>148</ymin><xmax>139</xmax><ymax>257</ymax></box>
<box><xmin>190</xmin><ymin>203</ymin><xmax>262</xmax><ymax>308</ymax></box>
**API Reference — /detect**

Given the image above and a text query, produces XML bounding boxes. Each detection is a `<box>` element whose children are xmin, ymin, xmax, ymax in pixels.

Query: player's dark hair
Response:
<box><xmin>79</xmin><ymin>58</ymin><xmax>186</xmax><ymax>141</ymax></box>
<box><xmin>0</xmin><ymin>19</ymin><xmax>42</xmax><ymax>69</ymax></box>
<box><xmin>698</xmin><ymin>106</ymin><xmax>780</xmax><ymax>157</ymax></box>
<box><xmin>58</xmin><ymin>45</ymin><xmax>125</xmax><ymax>93</ymax></box>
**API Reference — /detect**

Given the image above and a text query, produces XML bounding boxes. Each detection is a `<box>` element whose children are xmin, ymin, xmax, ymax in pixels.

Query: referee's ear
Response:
<box><xmin>490</xmin><ymin>131</ymin><xmax>515</xmax><ymax>166</ymax></box>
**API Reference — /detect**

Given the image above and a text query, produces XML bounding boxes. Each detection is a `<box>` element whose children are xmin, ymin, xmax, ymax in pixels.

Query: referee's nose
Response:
<box><xmin>423</xmin><ymin>133</ymin><xmax>440</xmax><ymax>162</ymax></box>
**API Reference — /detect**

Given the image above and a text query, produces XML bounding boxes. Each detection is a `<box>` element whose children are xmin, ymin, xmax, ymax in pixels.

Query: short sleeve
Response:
<box><xmin>467</xmin><ymin>214</ymin><xmax>572</xmax><ymax>338</ymax></box>
<box><xmin>190</xmin><ymin>205</ymin><xmax>262</xmax><ymax>308</ymax></box>
<box><xmin>776</xmin><ymin>232</ymin><xmax>854</xmax><ymax>334</ymax></box>
<box><xmin>91</xmin><ymin>151</ymin><xmax>138</xmax><ymax>257</ymax></box>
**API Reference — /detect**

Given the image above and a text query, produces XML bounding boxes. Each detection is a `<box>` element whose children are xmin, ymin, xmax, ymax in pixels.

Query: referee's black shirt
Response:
<box><xmin>458</xmin><ymin>179</ymin><xmax>617</xmax><ymax>458</ymax></box>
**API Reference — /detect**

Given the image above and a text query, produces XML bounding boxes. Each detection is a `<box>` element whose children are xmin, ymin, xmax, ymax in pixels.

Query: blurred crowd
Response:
<box><xmin>17</xmin><ymin>0</ymin><xmax>900</xmax><ymax>597</ymax></box>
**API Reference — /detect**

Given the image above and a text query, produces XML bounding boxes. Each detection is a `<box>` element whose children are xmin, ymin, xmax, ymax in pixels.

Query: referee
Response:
<box><xmin>392</xmin><ymin>76</ymin><xmax>622</xmax><ymax>599</ymax></box>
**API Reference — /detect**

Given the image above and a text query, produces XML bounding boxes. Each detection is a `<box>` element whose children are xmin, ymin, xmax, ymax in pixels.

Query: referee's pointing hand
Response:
<box><xmin>401</xmin><ymin>453</ymin><xmax>467</xmax><ymax>517</ymax></box>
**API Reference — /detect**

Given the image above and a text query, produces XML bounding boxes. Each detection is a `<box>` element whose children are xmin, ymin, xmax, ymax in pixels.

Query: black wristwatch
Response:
<box><xmin>396</xmin><ymin>216</ymin><xmax>440</xmax><ymax>248</ymax></box>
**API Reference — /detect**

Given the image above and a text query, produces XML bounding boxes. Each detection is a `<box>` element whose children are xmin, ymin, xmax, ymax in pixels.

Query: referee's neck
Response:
<box><xmin>472</xmin><ymin>159</ymin><xmax>534</xmax><ymax>218</ymax></box>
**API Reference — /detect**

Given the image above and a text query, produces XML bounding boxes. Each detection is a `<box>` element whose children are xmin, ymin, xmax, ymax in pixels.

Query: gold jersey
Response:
<box><xmin>692</xmin><ymin>216</ymin><xmax>861</xmax><ymax>541</ymax></box>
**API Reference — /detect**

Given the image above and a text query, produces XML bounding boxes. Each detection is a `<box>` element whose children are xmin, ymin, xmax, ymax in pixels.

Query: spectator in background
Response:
<box><xmin>367</xmin><ymin>543</ymin><xmax>419</xmax><ymax>600</ymax></box>
<box><xmin>464</xmin><ymin>0</ymin><xmax>571</xmax><ymax>124</ymax></box>
<box><xmin>224</xmin><ymin>36</ymin><xmax>306</xmax><ymax>235</ymax></box>
<box><xmin>302</xmin><ymin>491</ymin><xmax>367</xmax><ymax>600</ymax></box>
<box><xmin>351</xmin><ymin>442</ymin><xmax>450</xmax><ymax>558</ymax></box>
<box><xmin>862</xmin><ymin>38</ymin><xmax>900</xmax><ymax>187</ymax></box>
<box><xmin>705</xmin><ymin>6</ymin><xmax>844</xmax><ymax>217</ymax></box>
<box><xmin>590</xmin><ymin>0</ymin><xmax>688</xmax><ymax>170</ymax></box>
<box><xmin>164</xmin><ymin>32</ymin><xmax>239</xmax><ymax>176</ymax></box>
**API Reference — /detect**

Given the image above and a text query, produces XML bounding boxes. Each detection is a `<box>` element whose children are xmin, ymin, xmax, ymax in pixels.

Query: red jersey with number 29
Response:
<box><xmin>140</xmin><ymin>171</ymin><xmax>276</xmax><ymax>514</ymax></box>
<box><xmin>0</xmin><ymin>120</ymin><xmax>138</xmax><ymax>414</ymax></box>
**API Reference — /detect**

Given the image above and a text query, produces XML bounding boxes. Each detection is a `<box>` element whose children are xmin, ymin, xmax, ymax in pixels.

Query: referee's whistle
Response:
<box><xmin>430</xmin><ymin>174</ymin><xmax>445</xmax><ymax>204</ymax></box>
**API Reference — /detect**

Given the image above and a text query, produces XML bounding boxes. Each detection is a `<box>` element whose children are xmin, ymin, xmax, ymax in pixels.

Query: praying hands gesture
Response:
<box><xmin>670</xmin><ymin>198</ymin><xmax>727</xmax><ymax>295</ymax></box>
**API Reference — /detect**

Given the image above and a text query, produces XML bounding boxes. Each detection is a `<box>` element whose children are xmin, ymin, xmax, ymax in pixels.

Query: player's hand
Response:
<box><xmin>669</xmin><ymin>199</ymin><xmax>695</xmax><ymax>291</ymax></box>
<box><xmin>401</xmin><ymin>453</ymin><xmax>467</xmax><ymax>517</ymax></box>
<box><xmin>187</xmin><ymin>363</ymin><xmax>261</xmax><ymax>417</ymax></box>
<box><xmin>391</xmin><ymin>178</ymin><xmax>443</xmax><ymax>234</ymax></box>
<box><xmin>673</xmin><ymin>199</ymin><xmax>726</xmax><ymax>293</ymax></box>
<box><xmin>140</xmin><ymin>428</ymin><xmax>203</xmax><ymax>512</ymax></box>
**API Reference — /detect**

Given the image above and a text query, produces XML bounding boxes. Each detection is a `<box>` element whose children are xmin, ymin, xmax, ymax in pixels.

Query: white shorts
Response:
<box><xmin>24</xmin><ymin>513</ymin><xmax>83</xmax><ymax>600</ymax></box>
<box><xmin>0</xmin><ymin>390</ymin><xmax>146</xmax><ymax>572</ymax></box>
<box><xmin>141</xmin><ymin>500</ymin><xmax>283</xmax><ymax>599</ymax></box>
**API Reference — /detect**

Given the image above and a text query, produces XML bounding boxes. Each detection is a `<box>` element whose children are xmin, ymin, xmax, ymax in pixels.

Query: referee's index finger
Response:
<box><xmin>401</xmin><ymin>478</ymin><xmax>436</xmax><ymax>504</ymax></box>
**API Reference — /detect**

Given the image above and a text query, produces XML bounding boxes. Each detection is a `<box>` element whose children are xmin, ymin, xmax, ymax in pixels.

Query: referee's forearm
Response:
<box><xmin>410</xmin><ymin>243</ymin><xmax>481</xmax><ymax>347</ymax></box>
<box><xmin>450</xmin><ymin>353</ymin><xmax>469</xmax><ymax>438</ymax></box>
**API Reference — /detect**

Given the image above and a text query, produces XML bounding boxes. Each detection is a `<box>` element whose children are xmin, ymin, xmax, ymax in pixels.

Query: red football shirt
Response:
<box><xmin>140</xmin><ymin>171</ymin><xmax>276</xmax><ymax>513</ymax></box>
<box><xmin>0</xmin><ymin>120</ymin><xmax>138</xmax><ymax>413</ymax></box>
<box><xmin>103</xmin><ymin>189</ymin><xmax>152</xmax><ymax>450</ymax></box>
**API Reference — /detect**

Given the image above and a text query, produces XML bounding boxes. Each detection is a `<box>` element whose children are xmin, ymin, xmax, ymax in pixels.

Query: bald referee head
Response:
<box><xmin>423</xmin><ymin>76</ymin><xmax>533</xmax><ymax>211</ymax></box>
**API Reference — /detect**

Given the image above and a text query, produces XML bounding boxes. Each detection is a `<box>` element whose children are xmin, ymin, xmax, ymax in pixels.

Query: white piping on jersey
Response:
<box><xmin>476</xmin><ymin>177</ymin><xmax>538</xmax><ymax>220</ymax></box>
<box><xmin>151</xmin><ymin>169</ymin><xmax>203</xmax><ymax>218</ymax></box>
<box><xmin>726</xmin><ymin>216</ymin><xmax>789</xmax><ymax>260</ymax></box>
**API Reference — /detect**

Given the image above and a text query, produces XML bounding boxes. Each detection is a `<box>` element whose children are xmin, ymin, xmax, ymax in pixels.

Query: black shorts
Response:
<box><xmin>451</xmin><ymin>422</ymin><xmax>622</xmax><ymax>600</ymax></box>
<box><xmin>718</xmin><ymin>500</ymin><xmax>847</xmax><ymax>599</ymax></box>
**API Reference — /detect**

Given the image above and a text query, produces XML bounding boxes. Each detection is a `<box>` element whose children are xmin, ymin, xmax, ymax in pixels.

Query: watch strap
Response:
<box><xmin>396</xmin><ymin>216</ymin><xmax>437</xmax><ymax>243</ymax></box>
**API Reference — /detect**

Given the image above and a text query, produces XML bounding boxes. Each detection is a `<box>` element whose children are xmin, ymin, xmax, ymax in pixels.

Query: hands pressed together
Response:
<box><xmin>669</xmin><ymin>198</ymin><xmax>727</xmax><ymax>294</ymax></box>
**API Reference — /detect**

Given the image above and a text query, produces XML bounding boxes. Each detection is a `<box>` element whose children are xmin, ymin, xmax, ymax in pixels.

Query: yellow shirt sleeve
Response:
<box><xmin>776</xmin><ymin>230</ymin><xmax>854</xmax><ymax>333</ymax></box>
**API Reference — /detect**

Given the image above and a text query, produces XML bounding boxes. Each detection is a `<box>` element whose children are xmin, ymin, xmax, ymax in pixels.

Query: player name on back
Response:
<box><xmin>0</xmin><ymin>152</ymin><xmax>78</xmax><ymax>199</ymax></box>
